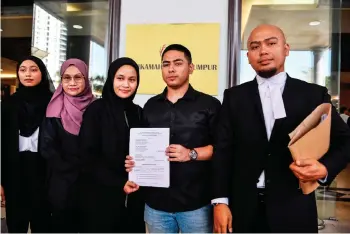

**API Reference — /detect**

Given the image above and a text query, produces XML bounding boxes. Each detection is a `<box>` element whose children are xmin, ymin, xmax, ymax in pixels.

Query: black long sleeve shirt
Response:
<box><xmin>142</xmin><ymin>84</ymin><xmax>221</xmax><ymax>212</ymax></box>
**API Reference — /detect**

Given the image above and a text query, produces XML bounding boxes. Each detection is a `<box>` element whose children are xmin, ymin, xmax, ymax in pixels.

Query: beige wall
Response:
<box><xmin>1</xmin><ymin>17</ymin><xmax>33</xmax><ymax>38</ymax></box>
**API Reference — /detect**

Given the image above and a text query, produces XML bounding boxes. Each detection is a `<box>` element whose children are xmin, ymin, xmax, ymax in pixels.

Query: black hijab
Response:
<box><xmin>101</xmin><ymin>57</ymin><xmax>141</xmax><ymax>154</ymax></box>
<box><xmin>102</xmin><ymin>57</ymin><xmax>140</xmax><ymax>109</ymax></box>
<box><xmin>14</xmin><ymin>56</ymin><xmax>54</xmax><ymax>137</ymax></box>
<box><xmin>102</xmin><ymin>57</ymin><xmax>140</xmax><ymax>124</ymax></box>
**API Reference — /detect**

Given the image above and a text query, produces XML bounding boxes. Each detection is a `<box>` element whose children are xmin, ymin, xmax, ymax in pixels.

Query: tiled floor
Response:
<box><xmin>317</xmin><ymin>164</ymin><xmax>350</xmax><ymax>233</ymax></box>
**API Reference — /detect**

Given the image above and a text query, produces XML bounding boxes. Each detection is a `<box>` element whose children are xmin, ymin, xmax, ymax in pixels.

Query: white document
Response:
<box><xmin>129</xmin><ymin>128</ymin><xmax>170</xmax><ymax>188</ymax></box>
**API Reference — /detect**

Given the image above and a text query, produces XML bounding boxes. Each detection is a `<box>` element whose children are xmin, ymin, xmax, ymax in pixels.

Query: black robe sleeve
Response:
<box><xmin>40</xmin><ymin>118</ymin><xmax>61</xmax><ymax>162</ymax></box>
<box><xmin>318</xmin><ymin>87</ymin><xmax>350</xmax><ymax>185</ymax></box>
<box><xmin>1</xmin><ymin>100</ymin><xmax>10</xmax><ymax>190</ymax></box>
<box><xmin>78</xmin><ymin>101</ymin><xmax>103</xmax><ymax>176</ymax></box>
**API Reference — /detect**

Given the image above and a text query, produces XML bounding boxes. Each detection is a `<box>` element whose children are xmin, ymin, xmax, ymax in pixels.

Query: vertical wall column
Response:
<box><xmin>312</xmin><ymin>47</ymin><xmax>326</xmax><ymax>86</ymax></box>
<box><xmin>227</xmin><ymin>0</ymin><xmax>242</xmax><ymax>87</ymax></box>
<box><xmin>106</xmin><ymin>0</ymin><xmax>121</xmax><ymax>65</ymax></box>
<box><xmin>330</xmin><ymin>0</ymin><xmax>342</xmax><ymax>106</ymax></box>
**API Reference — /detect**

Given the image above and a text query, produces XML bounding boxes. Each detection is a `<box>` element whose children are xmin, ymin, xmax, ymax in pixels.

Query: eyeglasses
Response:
<box><xmin>62</xmin><ymin>75</ymin><xmax>85</xmax><ymax>84</ymax></box>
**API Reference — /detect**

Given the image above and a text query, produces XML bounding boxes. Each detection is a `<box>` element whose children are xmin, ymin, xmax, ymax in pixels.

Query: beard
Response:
<box><xmin>257</xmin><ymin>68</ymin><xmax>278</xmax><ymax>79</ymax></box>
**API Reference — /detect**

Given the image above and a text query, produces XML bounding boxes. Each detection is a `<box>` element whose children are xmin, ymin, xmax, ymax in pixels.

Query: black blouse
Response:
<box><xmin>40</xmin><ymin>117</ymin><xmax>81</xmax><ymax>210</ymax></box>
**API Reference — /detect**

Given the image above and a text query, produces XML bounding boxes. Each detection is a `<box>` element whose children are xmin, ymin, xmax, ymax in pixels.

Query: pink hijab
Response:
<box><xmin>46</xmin><ymin>58</ymin><xmax>94</xmax><ymax>135</ymax></box>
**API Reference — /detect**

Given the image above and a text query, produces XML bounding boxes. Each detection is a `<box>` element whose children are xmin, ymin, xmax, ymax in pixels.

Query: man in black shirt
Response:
<box><xmin>125</xmin><ymin>44</ymin><xmax>221</xmax><ymax>233</ymax></box>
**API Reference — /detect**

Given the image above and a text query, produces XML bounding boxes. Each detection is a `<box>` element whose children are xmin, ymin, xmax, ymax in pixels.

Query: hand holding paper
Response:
<box><xmin>128</xmin><ymin>128</ymin><xmax>170</xmax><ymax>188</ymax></box>
<box><xmin>288</xmin><ymin>103</ymin><xmax>332</xmax><ymax>194</ymax></box>
<box><xmin>125</xmin><ymin>155</ymin><xmax>135</xmax><ymax>173</ymax></box>
<box><xmin>166</xmin><ymin>144</ymin><xmax>191</xmax><ymax>162</ymax></box>
<box><xmin>289</xmin><ymin>158</ymin><xmax>328</xmax><ymax>183</ymax></box>
<box><xmin>124</xmin><ymin>181</ymin><xmax>140</xmax><ymax>194</ymax></box>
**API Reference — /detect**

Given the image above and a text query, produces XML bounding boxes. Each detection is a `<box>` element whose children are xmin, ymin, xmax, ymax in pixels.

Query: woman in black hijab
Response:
<box><xmin>1</xmin><ymin>56</ymin><xmax>54</xmax><ymax>233</ymax></box>
<box><xmin>78</xmin><ymin>57</ymin><xmax>145</xmax><ymax>233</ymax></box>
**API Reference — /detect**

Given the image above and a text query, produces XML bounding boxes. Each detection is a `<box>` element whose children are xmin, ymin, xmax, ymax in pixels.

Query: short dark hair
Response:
<box><xmin>340</xmin><ymin>106</ymin><xmax>347</xmax><ymax>114</ymax></box>
<box><xmin>161</xmin><ymin>44</ymin><xmax>192</xmax><ymax>63</ymax></box>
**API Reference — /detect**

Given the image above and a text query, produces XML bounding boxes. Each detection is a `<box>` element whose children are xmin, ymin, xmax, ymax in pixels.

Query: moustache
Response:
<box><xmin>258</xmin><ymin>58</ymin><xmax>273</xmax><ymax>63</ymax></box>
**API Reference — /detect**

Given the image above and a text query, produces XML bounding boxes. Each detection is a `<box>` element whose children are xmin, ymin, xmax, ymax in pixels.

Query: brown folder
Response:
<box><xmin>288</xmin><ymin>103</ymin><xmax>332</xmax><ymax>194</ymax></box>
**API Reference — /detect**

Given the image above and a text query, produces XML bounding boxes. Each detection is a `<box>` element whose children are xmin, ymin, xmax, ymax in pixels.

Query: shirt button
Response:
<box><xmin>266</xmin><ymin>179</ymin><xmax>271</xmax><ymax>184</ymax></box>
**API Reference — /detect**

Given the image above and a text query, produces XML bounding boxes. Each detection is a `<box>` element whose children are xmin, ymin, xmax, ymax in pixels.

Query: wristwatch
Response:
<box><xmin>189</xmin><ymin>149</ymin><xmax>198</xmax><ymax>160</ymax></box>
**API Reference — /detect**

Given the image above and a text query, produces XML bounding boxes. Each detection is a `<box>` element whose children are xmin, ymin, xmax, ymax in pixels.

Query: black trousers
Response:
<box><xmin>51</xmin><ymin>207</ymin><xmax>79</xmax><ymax>233</ymax></box>
<box><xmin>5</xmin><ymin>151</ymin><xmax>51</xmax><ymax>233</ymax></box>
<box><xmin>252</xmin><ymin>188</ymin><xmax>270</xmax><ymax>233</ymax></box>
<box><xmin>49</xmin><ymin>178</ymin><xmax>80</xmax><ymax>233</ymax></box>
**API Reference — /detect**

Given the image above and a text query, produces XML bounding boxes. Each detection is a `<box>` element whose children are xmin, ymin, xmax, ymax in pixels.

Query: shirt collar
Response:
<box><xmin>256</xmin><ymin>71</ymin><xmax>287</xmax><ymax>86</ymax></box>
<box><xmin>157</xmin><ymin>84</ymin><xmax>197</xmax><ymax>101</ymax></box>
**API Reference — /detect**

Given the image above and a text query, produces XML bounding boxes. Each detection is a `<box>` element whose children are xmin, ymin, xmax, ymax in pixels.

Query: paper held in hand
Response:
<box><xmin>288</xmin><ymin>103</ymin><xmax>332</xmax><ymax>194</ymax></box>
<box><xmin>128</xmin><ymin>128</ymin><xmax>170</xmax><ymax>188</ymax></box>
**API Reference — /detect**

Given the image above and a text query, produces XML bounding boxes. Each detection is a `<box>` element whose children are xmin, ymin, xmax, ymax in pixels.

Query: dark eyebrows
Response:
<box><xmin>249</xmin><ymin>37</ymin><xmax>279</xmax><ymax>46</ymax></box>
<box><xmin>116</xmin><ymin>74</ymin><xmax>137</xmax><ymax>79</ymax></box>
<box><xmin>19</xmin><ymin>65</ymin><xmax>39</xmax><ymax>69</ymax></box>
<box><xmin>173</xmin><ymin>59</ymin><xmax>184</xmax><ymax>62</ymax></box>
<box><xmin>162</xmin><ymin>59</ymin><xmax>184</xmax><ymax>64</ymax></box>
<box><xmin>63</xmin><ymin>73</ymin><xmax>83</xmax><ymax>77</ymax></box>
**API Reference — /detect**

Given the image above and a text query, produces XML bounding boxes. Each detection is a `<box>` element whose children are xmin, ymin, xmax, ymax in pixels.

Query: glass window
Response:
<box><xmin>1</xmin><ymin>5</ymin><xmax>33</xmax><ymax>99</ymax></box>
<box><xmin>239</xmin><ymin>0</ymin><xmax>337</xmax><ymax>104</ymax></box>
<box><xmin>33</xmin><ymin>1</ymin><xmax>109</xmax><ymax>97</ymax></box>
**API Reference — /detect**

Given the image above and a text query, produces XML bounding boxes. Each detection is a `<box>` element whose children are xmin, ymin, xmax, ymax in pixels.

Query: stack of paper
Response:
<box><xmin>288</xmin><ymin>103</ymin><xmax>332</xmax><ymax>194</ymax></box>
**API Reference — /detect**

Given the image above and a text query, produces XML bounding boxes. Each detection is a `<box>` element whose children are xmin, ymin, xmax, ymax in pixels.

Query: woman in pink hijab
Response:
<box><xmin>40</xmin><ymin>58</ymin><xmax>94</xmax><ymax>233</ymax></box>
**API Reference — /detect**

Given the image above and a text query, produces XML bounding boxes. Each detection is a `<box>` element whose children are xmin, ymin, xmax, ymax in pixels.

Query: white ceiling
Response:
<box><xmin>1</xmin><ymin>1</ymin><xmax>108</xmax><ymax>45</ymax></box>
<box><xmin>37</xmin><ymin>1</ymin><xmax>109</xmax><ymax>45</ymax></box>
<box><xmin>242</xmin><ymin>5</ymin><xmax>331</xmax><ymax>50</ymax></box>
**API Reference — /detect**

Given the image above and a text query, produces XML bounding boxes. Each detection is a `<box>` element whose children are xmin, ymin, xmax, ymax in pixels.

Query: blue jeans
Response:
<box><xmin>144</xmin><ymin>204</ymin><xmax>213</xmax><ymax>233</ymax></box>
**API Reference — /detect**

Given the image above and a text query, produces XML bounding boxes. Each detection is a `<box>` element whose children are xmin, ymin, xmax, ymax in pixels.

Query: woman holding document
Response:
<box><xmin>78</xmin><ymin>57</ymin><xmax>145</xmax><ymax>233</ymax></box>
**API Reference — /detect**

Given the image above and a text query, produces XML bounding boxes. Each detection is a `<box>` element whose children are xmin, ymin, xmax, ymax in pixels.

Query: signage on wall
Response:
<box><xmin>125</xmin><ymin>23</ymin><xmax>220</xmax><ymax>95</ymax></box>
